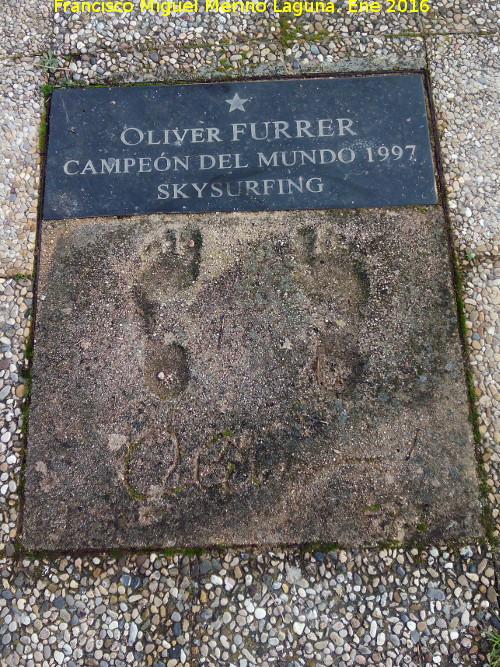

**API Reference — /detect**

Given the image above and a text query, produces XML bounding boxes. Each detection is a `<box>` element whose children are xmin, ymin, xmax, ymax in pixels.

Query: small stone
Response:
<box><xmin>128</xmin><ymin>622</ymin><xmax>138</xmax><ymax>644</ymax></box>
<box><xmin>53</xmin><ymin>596</ymin><xmax>65</xmax><ymax>610</ymax></box>
<box><xmin>487</xmin><ymin>586</ymin><xmax>497</xmax><ymax>604</ymax></box>
<box><xmin>293</xmin><ymin>622</ymin><xmax>305</xmax><ymax>635</ymax></box>
<box><xmin>199</xmin><ymin>561</ymin><xmax>212</xmax><ymax>575</ymax></box>
<box><xmin>120</xmin><ymin>574</ymin><xmax>131</xmax><ymax>587</ymax></box>
<box><xmin>427</xmin><ymin>588</ymin><xmax>446</xmax><ymax>601</ymax></box>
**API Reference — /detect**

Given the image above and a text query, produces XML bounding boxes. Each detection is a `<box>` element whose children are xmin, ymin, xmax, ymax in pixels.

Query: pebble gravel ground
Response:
<box><xmin>0</xmin><ymin>60</ymin><xmax>44</xmax><ymax>277</ymax></box>
<box><xmin>420</xmin><ymin>1</ymin><xmax>500</xmax><ymax>33</ymax></box>
<box><xmin>1</xmin><ymin>2</ymin><xmax>499</xmax><ymax>664</ymax></box>
<box><xmin>0</xmin><ymin>0</ymin><xmax>51</xmax><ymax>56</ymax></box>
<box><xmin>428</xmin><ymin>34</ymin><xmax>500</xmax><ymax>541</ymax></box>
<box><xmin>0</xmin><ymin>278</ymin><xmax>31</xmax><ymax>553</ymax></box>
<box><xmin>0</xmin><ymin>546</ymin><xmax>498</xmax><ymax>665</ymax></box>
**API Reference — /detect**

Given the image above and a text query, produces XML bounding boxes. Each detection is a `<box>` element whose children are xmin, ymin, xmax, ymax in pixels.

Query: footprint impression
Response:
<box><xmin>127</xmin><ymin>221</ymin><xmax>370</xmax><ymax>501</ymax></box>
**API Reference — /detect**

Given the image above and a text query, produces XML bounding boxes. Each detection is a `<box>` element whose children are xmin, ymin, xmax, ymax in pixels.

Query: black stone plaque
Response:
<box><xmin>43</xmin><ymin>74</ymin><xmax>437</xmax><ymax>219</ymax></box>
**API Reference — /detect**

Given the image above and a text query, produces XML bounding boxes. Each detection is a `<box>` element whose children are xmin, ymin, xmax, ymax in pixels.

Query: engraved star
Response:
<box><xmin>225</xmin><ymin>92</ymin><xmax>249</xmax><ymax>112</ymax></box>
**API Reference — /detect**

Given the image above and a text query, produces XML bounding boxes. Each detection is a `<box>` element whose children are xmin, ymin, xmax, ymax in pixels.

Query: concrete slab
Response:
<box><xmin>23</xmin><ymin>207</ymin><xmax>481</xmax><ymax>550</ymax></box>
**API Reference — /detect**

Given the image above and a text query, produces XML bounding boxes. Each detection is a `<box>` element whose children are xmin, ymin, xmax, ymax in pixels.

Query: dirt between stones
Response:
<box><xmin>22</xmin><ymin>207</ymin><xmax>481</xmax><ymax>550</ymax></box>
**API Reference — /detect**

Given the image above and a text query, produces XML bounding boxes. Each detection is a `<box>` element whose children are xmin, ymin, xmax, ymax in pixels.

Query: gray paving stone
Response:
<box><xmin>280</xmin><ymin>0</ymin><xmax>421</xmax><ymax>39</ymax></box>
<box><xmin>427</xmin><ymin>34</ymin><xmax>500</xmax><ymax>539</ymax></box>
<box><xmin>53</xmin><ymin>3</ymin><xmax>280</xmax><ymax>55</ymax></box>
<box><xmin>61</xmin><ymin>41</ymin><xmax>286</xmax><ymax>85</ymax></box>
<box><xmin>0</xmin><ymin>58</ymin><xmax>44</xmax><ymax>277</ymax></box>
<box><xmin>0</xmin><ymin>277</ymin><xmax>32</xmax><ymax>554</ymax></box>
<box><xmin>420</xmin><ymin>0</ymin><xmax>500</xmax><ymax>33</ymax></box>
<box><xmin>282</xmin><ymin>35</ymin><xmax>426</xmax><ymax>72</ymax></box>
<box><xmin>426</xmin><ymin>34</ymin><xmax>500</xmax><ymax>250</ymax></box>
<box><xmin>0</xmin><ymin>0</ymin><xmax>52</xmax><ymax>56</ymax></box>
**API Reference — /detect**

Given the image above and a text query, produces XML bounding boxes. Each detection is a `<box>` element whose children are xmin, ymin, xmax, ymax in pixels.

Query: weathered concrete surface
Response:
<box><xmin>23</xmin><ymin>208</ymin><xmax>481</xmax><ymax>550</ymax></box>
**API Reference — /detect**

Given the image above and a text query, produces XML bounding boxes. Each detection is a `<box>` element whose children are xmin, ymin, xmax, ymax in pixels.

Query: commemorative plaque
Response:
<box><xmin>43</xmin><ymin>74</ymin><xmax>437</xmax><ymax>219</ymax></box>
<box><xmin>23</xmin><ymin>74</ymin><xmax>481</xmax><ymax>551</ymax></box>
